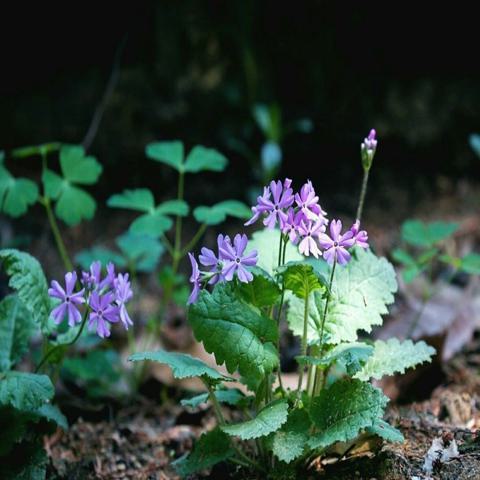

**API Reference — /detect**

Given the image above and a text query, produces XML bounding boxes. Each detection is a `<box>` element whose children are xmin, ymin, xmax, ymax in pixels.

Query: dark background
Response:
<box><xmin>1</xmin><ymin>1</ymin><xmax>479</xmax><ymax>219</ymax></box>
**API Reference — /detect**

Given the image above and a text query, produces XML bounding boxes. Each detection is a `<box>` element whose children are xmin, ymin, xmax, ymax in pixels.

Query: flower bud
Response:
<box><xmin>361</xmin><ymin>128</ymin><xmax>377</xmax><ymax>171</ymax></box>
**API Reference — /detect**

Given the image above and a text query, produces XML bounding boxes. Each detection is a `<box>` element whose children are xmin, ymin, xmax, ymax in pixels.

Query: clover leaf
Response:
<box><xmin>0</xmin><ymin>163</ymin><xmax>38</xmax><ymax>218</ymax></box>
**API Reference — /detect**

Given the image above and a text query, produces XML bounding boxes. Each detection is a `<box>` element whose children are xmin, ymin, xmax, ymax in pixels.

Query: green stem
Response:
<box><xmin>356</xmin><ymin>168</ymin><xmax>370</xmax><ymax>222</ymax></box>
<box><xmin>160</xmin><ymin>233</ymin><xmax>175</xmax><ymax>257</ymax></box>
<box><xmin>205</xmin><ymin>381</ymin><xmax>225</xmax><ymax>425</ymax></box>
<box><xmin>172</xmin><ymin>171</ymin><xmax>185</xmax><ymax>272</ymax></box>
<box><xmin>43</xmin><ymin>198</ymin><xmax>73</xmax><ymax>272</ymax></box>
<box><xmin>318</xmin><ymin>259</ymin><xmax>337</xmax><ymax>355</ymax></box>
<box><xmin>35</xmin><ymin>308</ymin><xmax>89</xmax><ymax>373</ymax></box>
<box><xmin>296</xmin><ymin>289</ymin><xmax>310</xmax><ymax>397</ymax></box>
<box><xmin>180</xmin><ymin>223</ymin><xmax>207</xmax><ymax>257</ymax></box>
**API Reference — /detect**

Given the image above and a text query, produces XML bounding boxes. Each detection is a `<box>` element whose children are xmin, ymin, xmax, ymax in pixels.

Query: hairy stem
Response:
<box><xmin>296</xmin><ymin>289</ymin><xmax>310</xmax><ymax>397</ymax></box>
<box><xmin>318</xmin><ymin>259</ymin><xmax>337</xmax><ymax>355</ymax></box>
<box><xmin>35</xmin><ymin>308</ymin><xmax>89</xmax><ymax>373</ymax></box>
<box><xmin>356</xmin><ymin>168</ymin><xmax>370</xmax><ymax>222</ymax></box>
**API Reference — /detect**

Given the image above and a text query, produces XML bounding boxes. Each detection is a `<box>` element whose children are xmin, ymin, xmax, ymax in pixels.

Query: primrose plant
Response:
<box><xmin>0</xmin><ymin>247</ymin><xmax>134</xmax><ymax>478</ymax></box>
<box><xmin>130</xmin><ymin>131</ymin><xmax>436</xmax><ymax>477</ymax></box>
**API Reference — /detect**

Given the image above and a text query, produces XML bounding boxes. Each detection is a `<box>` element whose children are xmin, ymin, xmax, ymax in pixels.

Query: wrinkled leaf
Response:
<box><xmin>278</xmin><ymin>261</ymin><xmax>327</xmax><ymax>299</ymax></box>
<box><xmin>0</xmin><ymin>372</ymin><xmax>54</xmax><ymax>411</ymax></box>
<box><xmin>366</xmin><ymin>419</ymin><xmax>404</xmax><ymax>443</ymax></box>
<box><xmin>272</xmin><ymin>409</ymin><xmax>310</xmax><ymax>463</ymax></box>
<box><xmin>237</xmin><ymin>267</ymin><xmax>281</xmax><ymax>308</ymax></box>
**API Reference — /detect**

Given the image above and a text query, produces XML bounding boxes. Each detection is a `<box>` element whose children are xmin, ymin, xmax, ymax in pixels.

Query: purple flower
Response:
<box><xmin>114</xmin><ymin>273</ymin><xmax>133</xmax><ymax>330</ymax></box>
<box><xmin>100</xmin><ymin>262</ymin><xmax>116</xmax><ymax>290</ymax></box>
<box><xmin>297</xmin><ymin>219</ymin><xmax>325</xmax><ymax>258</ymax></box>
<box><xmin>48</xmin><ymin>271</ymin><xmax>85</xmax><ymax>326</ymax></box>
<box><xmin>81</xmin><ymin>260</ymin><xmax>102</xmax><ymax>288</ymax></box>
<box><xmin>187</xmin><ymin>253</ymin><xmax>201</xmax><ymax>305</ymax></box>
<box><xmin>295</xmin><ymin>180</ymin><xmax>327</xmax><ymax>222</ymax></box>
<box><xmin>245</xmin><ymin>179</ymin><xmax>294</xmax><ymax>229</ymax></box>
<box><xmin>88</xmin><ymin>291</ymin><xmax>119</xmax><ymax>338</ymax></box>
<box><xmin>220</xmin><ymin>234</ymin><xmax>258</xmax><ymax>283</ymax></box>
<box><xmin>318</xmin><ymin>219</ymin><xmax>355</xmax><ymax>265</ymax></box>
<box><xmin>198</xmin><ymin>234</ymin><xmax>229</xmax><ymax>285</ymax></box>
<box><xmin>350</xmin><ymin>220</ymin><xmax>369</xmax><ymax>249</ymax></box>
<box><xmin>282</xmin><ymin>208</ymin><xmax>302</xmax><ymax>244</ymax></box>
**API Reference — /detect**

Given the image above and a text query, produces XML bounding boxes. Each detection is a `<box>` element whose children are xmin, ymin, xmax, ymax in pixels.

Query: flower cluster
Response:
<box><xmin>361</xmin><ymin>128</ymin><xmax>377</xmax><ymax>170</ymax></box>
<box><xmin>187</xmin><ymin>234</ymin><xmax>258</xmax><ymax>304</ymax></box>
<box><xmin>245</xmin><ymin>179</ymin><xmax>369</xmax><ymax>265</ymax></box>
<box><xmin>48</xmin><ymin>261</ymin><xmax>134</xmax><ymax>338</ymax></box>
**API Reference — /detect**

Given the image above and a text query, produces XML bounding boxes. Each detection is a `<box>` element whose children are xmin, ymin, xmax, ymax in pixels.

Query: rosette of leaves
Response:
<box><xmin>0</xmin><ymin>248</ymin><xmax>67</xmax><ymax>479</ymax></box>
<box><xmin>107</xmin><ymin>141</ymin><xmax>251</xmax><ymax>238</ymax></box>
<box><xmin>42</xmin><ymin>145</ymin><xmax>103</xmax><ymax>226</ymax></box>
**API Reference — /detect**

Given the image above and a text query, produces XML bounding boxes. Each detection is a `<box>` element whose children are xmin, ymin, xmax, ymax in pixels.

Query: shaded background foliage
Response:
<box><xmin>1</xmin><ymin>1</ymin><xmax>479</xmax><ymax>217</ymax></box>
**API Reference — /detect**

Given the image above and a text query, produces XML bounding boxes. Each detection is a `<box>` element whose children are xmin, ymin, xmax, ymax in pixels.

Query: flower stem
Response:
<box><xmin>318</xmin><ymin>259</ymin><xmax>337</xmax><ymax>355</ymax></box>
<box><xmin>180</xmin><ymin>223</ymin><xmax>207</xmax><ymax>257</ymax></box>
<box><xmin>172</xmin><ymin>171</ymin><xmax>185</xmax><ymax>273</ymax></box>
<box><xmin>43</xmin><ymin>197</ymin><xmax>73</xmax><ymax>272</ymax></box>
<box><xmin>356</xmin><ymin>168</ymin><xmax>370</xmax><ymax>222</ymax></box>
<box><xmin>296</xmin><ymin>289</ymin><xmax>310</xmax><ymax>397</ymax></box>
<box><xmin>35</xmin><ymin>308</ymin><xmax>89</xmax><ymax>373</ymax></box>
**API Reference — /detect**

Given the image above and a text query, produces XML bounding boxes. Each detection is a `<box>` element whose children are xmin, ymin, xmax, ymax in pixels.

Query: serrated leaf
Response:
<box><xmin>0</xmin><ymin>372</ymin><xmax>54</xmax><ymax>411</ymax></box>
<box><xmin>366</xmin><ymin>419</ymin><xmax>404</xmax><ymax>443</ymax></box>
<box><xmin>222</xmin><ymin>399</ymin><xmax>288</xmax><ymax>440</ymax></box>
<box><xmin>116</xmin><ymin>232</ymin><xmax>164</xmax><ymax>272</ymax></box>
<box><xmin>237</xmin><ymin>267</ymin><xmax>281</xmax><ymax>308</ymax></box>
<box><xmin>272</xmin><ymin>409</ymin><xmax>310</xmax><ymax>463</ymax></box>
<box><xmin>128</xmin><ymin>349</ymin><xmax>230</xmax><ymax>382</ymax></box>
<box><xmin>402</xmin><ymin>220</ymin><xmax>459</xmax><ymax>247</ymax></box>
<box><xmin>309</xmin><ymin>379</ymin><xmax>388</xmax><ymax>450</ymax></box>
<box><xmin>278</xmin><ymin>261</ymin><xmax>327</xmax><ymax>299</ymax></box>
<box><xmin>129</xmin><ymin>212</ymin><xmax>173</xmax><ymax>237</ymax></box>
<box><xmin>75</xmin><ymin>247</ymin><xmax>127</xmax><ymax>270</ymax></box>
<box><xmin>181</xmin><ymin>388</ymin><xmax>246</xmax><ymax>408</ymax></box>
<box><xmin>156</xmin><ymin>199</ymin><xmax>189</xmax><ymax>216</ymax></box>
<box><xmin>249</xmin><ymin>228</ymin><xmax>303</xmax><ymax>276</ymax></box>
<box><xmin>172</xmin><ymin>428</ymin><xmax>234</xmax><ymax>476</ymax></box>
<box><xmin>460</xmin><ymin>253</ymin><xmax>480</xmax><ymax>275</ymax></box>
<box><xmin>297</xmin><ymin>342</ymin><xmax>373</xmax><ymax>373</ymax></box>
<box><xmin>0</xmin><ymin>296</ymin><xmax>36</xmax><ymax>372</ymax></box>
<box><xmin>53</xmin><ymin>183</ymin><xmax>96</xmax><ymax>226</ymax></box>
<box><xmin>354</xmin><ymin>338</ymin><xmax>435</xmax><ymax>381</ymax></box>
<box><xmin>188</xmin><ymin>283</ymin><xmax>279</xmax><ymax>384</ymax></box>
<box><xmin>35</xmin><ymin>404</ymin><xmax>68</xmax><ymax>430</ymax></box>
<box><xmin>107</xmin><ymin>188</ymin><xmax>155</xmax><ymax>212</ymax></box>
<box><xmin>287</xmin><ymin>249</ymin><xmax>397</xmax><ymax>345</ymax></box>
<box><xmin>184</xmin><ymin>145</ymin><xmax>228</xmax><ymax>173</ymax></box>
<box><xmin>59</xmin><ymin>145</ymin><xmax>102</xmax><ymax>184</ymax></box>
<box><xmin>193</xmin><ymin>200</ymin><xmax>250</xmax><ymax>226</ymax></box>
<box><xmin>0</xmin><ymin>249</ymin><xmax>50</xmax><ymax>331</ymax></box>
<box><xmin>146</xmin><ymin>140</ymin><xmax>184</xmax><ymax>171</ymax></box>
<box><xmin>0</xmin><ymin>165</ymin><xmax>38</xmax><ymax>217</ymax></box>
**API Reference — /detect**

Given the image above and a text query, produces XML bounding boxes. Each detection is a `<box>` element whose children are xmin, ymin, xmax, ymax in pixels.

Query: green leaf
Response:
<box><xmin>181</xmin><ymin>388</ymin><xmax>246</xmax><ymax>408</ymax></box>
<box><xmin>116</xmin><ymin>232</ymin><xmax>164</xmax><ymax>272</ymax></box>
<box><xmin>172</xmin><ymin>428</ymin><xmax>234</xmax><ymax>476</ymax></box>
<box><xmin>35</xmin><ymin>404</ymin><xmax>68</xmax><ymax>431</ymax></box>
<box><xmin>62</xmin><ymin>350</ymin><xmax>122</xmax><ymax>384</ymax></box>
<box><xmin>249</xmin><ymin>228</ymin><xmax>303</xmax><ymax>276</ymax></box>
<box><xmin>107</xmin><ymin>189</ymin><xmax>155</xmax><ymax>213</ymax></box>
<box><xmin>221</xmin><ymin>399</ymin><xmax>289</xmax><ymax>440</ymax></box>
<box><xmin>403</xmin><ymin>265</ymin><xmax>423</xmax><ymax>284</ymax></box>
<box><xmin>278</xmin><ymin>261</ymin><xmax>327</xmax><ymax>299</ymax></box>
<box><xmin>366</xmin><ymin>419</ymin><xmax>404</xmax><ymax>443</ymax></box>
<box><xmin>0</xmin><ymin>372</ymin><xmax>54</xmax><ymax>411</ymax></box>
<box><xmin>59</xmin><ymin>145</ymin><xmax>102</xmax><ymax>184</ymax></box>
<box><xmin>184</xmin><ymin>145</ymin><xmax>228</xmax><ymax>173</ymax></box>
<box><xmin>129</xmin><ymin>212</ymin><xmax>173</xmax><ymax>237</ymax></box>
<box><xmin>0</xmin><ymin>296</ymin><xmax>36</xmax><ymax>372</ymax></box>
<box><xmin>237</xmin><ymin>267</ymin><xmax>281</xmax><ymax>308</ymax></box>
<box><xmin>1</xmin><ymin>442</ymin><xmax>48</xmax><ymax>480</ymax></box>
<box><xmin>41</xmin><ymin>169</ymin><xmax>63</xmax><ymax>199</ymax></box>
<box><xmin>75</xmin><ymin>247</ymin><xmax>127</xmax><ymax>270</ymax></box>
<box><xmin>0</xmin><ymin>165</ymin><xmax>38</xmax><ymax>217</ymax></box>
<box><xmin>297</xmin><ymin>342</ymin><xmax>373</xmax><ymax>374</ymax></box>
<box><xmin>193</xmin><ymin>200</ymin><xmax>251</xmax><ymax>225</ymax></box>
<box><xmin>0</xmin><ymin>249</ymin><xmax>50</xmax><ymax>331</ymax></box>
<box><xmin>12</xmin><ymin>141</ymin><xmax>61</xmax><ymax>158</ymax></box>
<box><xmin>53</xmin><ymin>184</ymin><xmax>96</xmax><ymax>226</ymax></box>
<box><xmin>128</xmin><ymin>349</ymin><xmax>230</xmax><ymax>382</ymax></box>
<box><xmin>391</xmin><ymin>248</ymin><xmax>416</xmax><ymax>267</ymax></box>
<box><xmin>188</xmin><ymin>283</ymin><xmax>279</xmax><ymax>384</ymax></box>
<box><xmin>309</xmin><ymin>379</ymin><xmax>388</xmax><ymax>449</ymax></box>
<box><xmin>146</xmin><ymin>140</ymin><xmax>184</xmax><ymax>171</ymax></box>
<box><xmin>272</xmin><ymin>409</ymin><xmax>311</xmax><ymax>463</ymax></box>
<box><xmin>402</xmin><ymin>220</ymin><xmax>459</xmax><ymax>247</ymax></box>
<box><xmin>287</xmin><ymin>249</ymin><xmax>397</xmax><ymax>345</ymax></box>
<box><xmin>156</xmin><ymin>199</ymin><xmax>189</xmax><ymax>216</ymax></box>
<box><xmin>354</xmin><ymin>338</ymin><xmax>435</xmax><ymax>381</ymax></box>
<box><xmin>460</xmin><ymin>253</ymin><xmax>480</xmax><ymax>275</ymax></box>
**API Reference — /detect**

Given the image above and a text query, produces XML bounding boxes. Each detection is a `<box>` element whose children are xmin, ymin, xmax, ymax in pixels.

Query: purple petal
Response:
<box><xmin>323</xmin><ymin>247</ymin><xmax>336</xmax><ymax>265</ymax></box>
<box><xmin>64</xmin><ymin>271</ymin><xmax>77</xmax><ymax>295</ymax></box>
<box><xmin>330</xmin><ymin>220</ymin><xmax>342</xmax><ymax>241</ymax></box>
<box><xmin>233</xmin><ymin>234</ymin><xmax>248</xmax><ymax>256</ymax></box>
<box><xmin>241</xmin><ymin>250</ymin><xmax>258</xmax><ymax>267</ymax></box>
<box><xmin>48</xmin><ymin>280</ymin><xmax>66</xmax><ymax>300</ymax></box>
<box><xmin>199</xmin><ymin>247</ymin><xmax>218</xmax><ymax>267</ymax></box>
<box><xmin>51</xmin><ymin>303</ymin><xmax>67</xmax><ymax>324</ymax></box>
<box><xmin>222</xmin><ymin>261</ymin><xmax>237</xmax><ymax>281</ymax></box>
<box><xmin>188</xmin><ymin>253</ymin><xmax>200</xmax><ymax>282</ymax></box>
<box><xmin>317</xmin><ymin>233</ymin><xmax>333</xmax><ymax>250</ymax></box>
<box><xmin>187</xmin><ymin>281</ymin><xmax>200</xmax><ymax>305</ymax></box>
<box><xmin>120</xmin><ymin>304</ymin><xmax>133</xmax><ymax>329</ymax></box>
<box><xmin>67</xmin><ymin>303</ymin><xmax>82</xmax><ymax>327</ymax></box>
<box><xmin>237</xmin><ymin>265</ymin><xmax>253</xmax><ymax>283</ymax></box>
<box><xmin>336</xmin><ymin>247</ymin><xmax>351</xmax><ymax>265</ymax></box>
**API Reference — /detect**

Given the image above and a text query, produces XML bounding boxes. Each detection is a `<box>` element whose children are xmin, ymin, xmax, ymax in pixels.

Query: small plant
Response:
<box><xmin>129</xmin><ymin>132</ymin><xmax>436</xmax><ymax>478</ymax></box>
<box><xmin>0</xmin><ymin>248</ymin><xmax>134</xmax><ymax>478</ymax></box>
